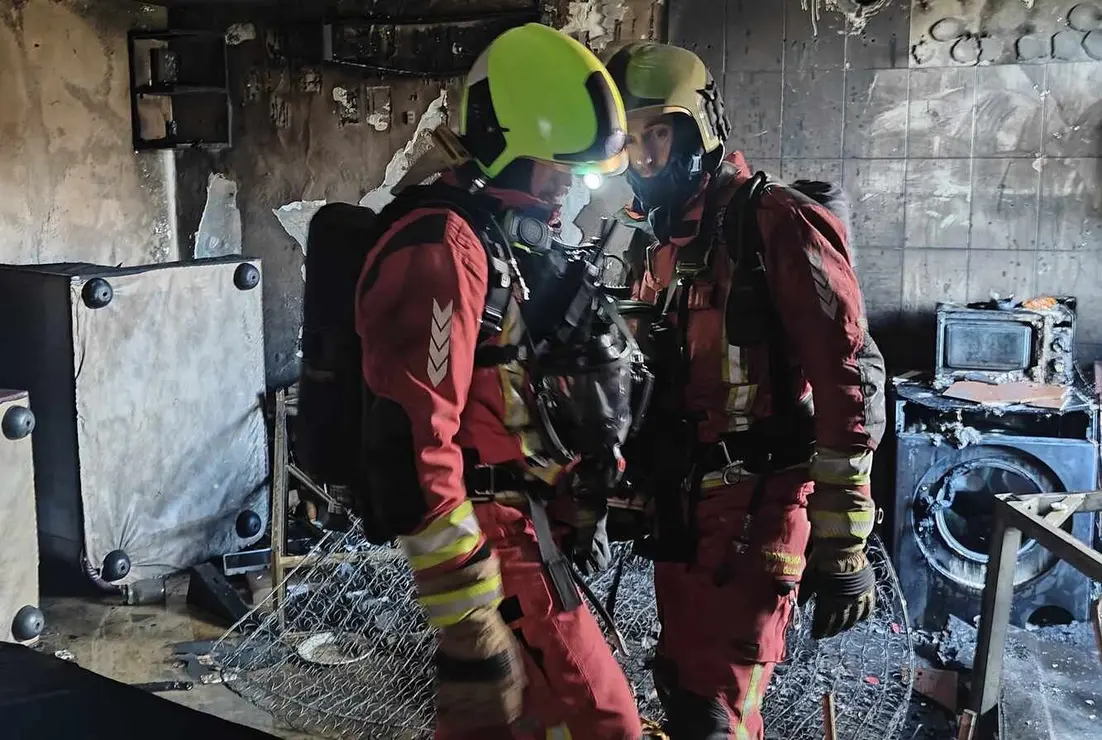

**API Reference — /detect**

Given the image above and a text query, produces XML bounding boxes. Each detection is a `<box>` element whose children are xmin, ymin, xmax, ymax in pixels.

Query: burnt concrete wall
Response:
<box><xmin>0</xmin><ymin>0</ymin><xmax>176</xmax><ymax>267</ymax></box>
<box><xmin>172</xmin><ymin>0</ymin><xmax>663</xmax><ymax>388</ymax></box>
<box><xmin>671</xmin><ymin>0</ymin><xmax>1102</xmax><ymax>371</ymax></box>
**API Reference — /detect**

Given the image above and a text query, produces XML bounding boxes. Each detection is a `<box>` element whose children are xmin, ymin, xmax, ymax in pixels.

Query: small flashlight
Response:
<box><xmin>583</xmin><ymin>172</ymin><xmax>603</xmax><ymax>190</ymax></box>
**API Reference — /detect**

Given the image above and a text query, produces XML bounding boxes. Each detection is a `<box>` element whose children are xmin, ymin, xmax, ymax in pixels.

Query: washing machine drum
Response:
<box><xmin>912</xmin><ymin>449</ymin><xmax>1070</xmax><ymax>590</ymax></box>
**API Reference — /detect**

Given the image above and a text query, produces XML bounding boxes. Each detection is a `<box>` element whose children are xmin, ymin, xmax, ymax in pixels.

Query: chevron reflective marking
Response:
<box><xmin>427</xmin><ymin>299</ymin><xmax>453</xmax><ymax>387</ymax></box>
<box><xmin>806</xmin><ymin>247</ymin><xmax>839</xmax><ymax>320</ymax></box>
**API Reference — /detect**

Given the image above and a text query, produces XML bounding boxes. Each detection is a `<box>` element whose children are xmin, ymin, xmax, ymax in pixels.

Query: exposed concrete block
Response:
<box><xmin>783</xmin><ymin>0</ymin><xmax>845</xmax><ymax>71</ymax></box>
<box><xmin>726</xmin><ymin>0</ymin><xmax>784</xmax><ymax>72</ymax></box>
<box><xmin>904</xmin><ymin>158</ymin><xmax>972</xmax><ymax>249</ymax></box>
<box><xmin>854</xmin><ymin>247</ymin><xmax>904</xmax><ymax>323</ymax></box>
<box><xmin>970</xmin><ymin>158</ymin><xmax>1040</xmax><ymax>251</ymax></box>
<box><xmin>746</xmin><ymin>157</ymin><xmax>781</xmax><ymax>178</ymax></box>
<box><xmin>1043</xmin><ymin>62</ymin><xmax>1102</xmax><ymax>158</ymax></box>
<box><xmin>907</xmin><ymin>67</ymin><xmax>976</xmax><ymax>159</ymax></box>
<box><xmin>843</xmin><ymin>68</ymin><xmax>909</xmax><ymax>158</ymax></box>
<box><xmin>843</xmin><ymin>159</ymin><xmax>906</xmax><ymax>248</ymax></box>
<box><xmin>668</xmin><ymin>0</ymin><xmax>724</xmax><ymax>79</ymax></box>
<box><xmin>845</xmin><ymin>0</ymin><xmax>910</xmax><ymax>69</ymax></box>
<box><xmin>1037</xmin><ymin>251</ymin><xmax>1102</xmax><ymax>343</ymax></box>
<box><xmin>781</xmin><ymin>67</ymin><xmax>844</xmax><ymax>159</ymax></box>
<box><xmin>1037</xmin><ymin>157</ymin><xmax>1102</xmax><ymax>251</ymax></box>
<box><xmin>781</xmin><ymin>158</ymin><xmax>843</xmax><ymax>185</ymax></box>
<box><xmin>973</xmin><ymin>65</ymin><xmax>1045</xmax><ymax>157</ymax></box>
<box><xmin>965</xmin><ymin>250</ymin><xmax>1037</xmax><ymax>304</ymax></box>
<box><xmin>725</xmin><ymin>71</ymin><xmax>783</xmax><ymax>159</ymax></box>
<box><xmin>902</xmin><ymin>248</ymin><xmax>969</xmax><ymax>314</ymax></box>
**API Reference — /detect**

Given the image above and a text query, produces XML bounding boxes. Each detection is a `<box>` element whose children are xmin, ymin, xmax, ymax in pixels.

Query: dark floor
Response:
<box><xmin>34</xmin><ymin>576</ymin><xmax>314</xmax><ymax>740</ymax></box>
<box><xmin>28</xmin><ymin>579</ymin><xmax>1098</xmax><ymax>740</ymax></box>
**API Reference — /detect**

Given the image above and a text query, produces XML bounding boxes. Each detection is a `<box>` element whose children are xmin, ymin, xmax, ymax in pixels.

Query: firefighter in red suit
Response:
<box><xmin>604</xmin><ymin>43</ymin><xmax>888</xmax><ymax>739</ymax></box>
<box><xmin>354</xmin><ymin>24</ymin><xmax>642</xmax><ymax>740</ymax></box>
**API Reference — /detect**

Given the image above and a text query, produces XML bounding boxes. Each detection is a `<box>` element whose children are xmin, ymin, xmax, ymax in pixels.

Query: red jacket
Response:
<box><xmin>355</xmin><ymin>179</ymin><xmax>566</xmax><ymax>577</ymax></box>
<box><xmin>633</xmin><ymin>152</ymin><xmax>886</xmax><ymax>514</ymax></box>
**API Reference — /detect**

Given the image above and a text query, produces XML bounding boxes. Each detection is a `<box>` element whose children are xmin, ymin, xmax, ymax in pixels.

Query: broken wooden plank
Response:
<box><xmin>914</xmin><ymin>665</ymin><xmax>959</xmax><ymax>713</ymax></box>
<box><xmin>1093</xmin><ymin>598</ymin><xmax>1102</xmax><ymax>664</ymax></box>
<box><xmin>956</xmin><ymin>709</ymin><xmax>977</xmax><ymax>740</ymax></box>
<box><xmin>822</xmin><ymin>693</ymin><xmax>837</xmax><ymax>740</ymax></box>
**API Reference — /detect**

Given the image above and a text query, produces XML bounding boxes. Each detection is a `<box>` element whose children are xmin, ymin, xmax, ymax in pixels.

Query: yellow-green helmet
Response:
<box><xmin>604</xmin><ymin>42</ymin><xmax>730</xmax><ymax>155</ymax></box>
<box><xmin>459</xmin><ymin>24</ymin><xmax>628</xmax><ymax>179</ymax></box>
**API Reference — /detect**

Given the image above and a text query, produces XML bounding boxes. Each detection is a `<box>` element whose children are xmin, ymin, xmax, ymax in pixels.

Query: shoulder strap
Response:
<box><xmin>357</xmin><ymin>184</ymin><xmax>515</xmax><ymax>346</ymax></box>
<box><xmin>722</xmin><ymin>172</ymin><xmax>804</xmax><ymax>421</ymax></box>
<box><xmin>671</xmin><ymin>165</ymin><xmax>743</xmax><ymax>279</ymax></box>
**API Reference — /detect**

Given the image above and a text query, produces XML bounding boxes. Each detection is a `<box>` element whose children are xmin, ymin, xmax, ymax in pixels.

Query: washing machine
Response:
<box><xmin>892</xmin><ymin>375</ymin><xmax>1100</xmax><ymax>630</ymax></box>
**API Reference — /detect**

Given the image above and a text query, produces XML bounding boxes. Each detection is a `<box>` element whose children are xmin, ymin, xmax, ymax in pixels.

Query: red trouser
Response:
<box><xmin>653</xmin><ymin>470</ymin><xmax>812</xmax><ymax>740</ymax></box>
<box><xmin>437</xmin><ymin>501</ymin><xmax>642</xmax><ymax>740</ymax></box>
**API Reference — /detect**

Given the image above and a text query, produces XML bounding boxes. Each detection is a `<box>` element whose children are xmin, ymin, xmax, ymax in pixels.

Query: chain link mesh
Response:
<box><xmin>213</xmin><ymin>527</ymin><xmax>912</xmax><ymax>740</ymax></box>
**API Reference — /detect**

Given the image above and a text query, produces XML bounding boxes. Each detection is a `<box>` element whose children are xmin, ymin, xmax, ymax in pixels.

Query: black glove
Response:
<box><xmin>798</xmin><ymin>544</ymin><xmax>877</xmax><ymax>640</ymax></box>
<box><xmin>558</xmin><ymin>497</ymin><xmax>612</xmax><ymax>577</ymax></box>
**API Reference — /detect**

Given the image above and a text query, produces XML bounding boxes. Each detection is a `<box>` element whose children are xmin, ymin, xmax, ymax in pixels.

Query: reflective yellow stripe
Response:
<box><xmin>811</xmin><ymin>448</ymin><xmax>874</xmax><ymax>487</ymax></box>
<box><xmin>735</xmin><ymin>663</ymin><xmax>765</xmax><ymax>740</ymax></box>
<box><xmin>761</xmin><ymin>550</ymin><xmax>804</xmax><ymax>577</ymax></box>
<box><xmin>726</xmin><ymin>384</ymin><xmax>757</xmax><ymax>414</ymax></box>
<box><xmin>808</xmin><ymin>508</ymin><xmax>876</xmax><ymax>540</ymax></box>
<box><xmin>400</xmin><ymin>501</ymin><xmax>482</xmax><ymax>572</ymax></box>
<box><xmin>546</xmin><ymin>724</ymin><xmax>572</xmax><ymax>739</ymax></box>
<box><xmin>418</xmin><ymin>574</ymin><xmax>504</xmax><ymax>628</ymax></box>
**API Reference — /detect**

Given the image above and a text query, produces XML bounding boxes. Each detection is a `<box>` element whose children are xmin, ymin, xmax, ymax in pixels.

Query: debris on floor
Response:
<box><xmin>912</xmin><ymin>615</ymin><xmax>1102</xmax><ymax>740</ymax></box>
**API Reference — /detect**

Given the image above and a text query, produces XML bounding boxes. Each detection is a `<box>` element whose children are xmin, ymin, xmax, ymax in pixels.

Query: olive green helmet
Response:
<box><xmin>604</xmin><ymin>42</ymin><xmax>730</xmax><ymax>155</ymax></box>
<box><xmin>459</xmin><ymin>23</ymin><xmax>628</xmax><ymax>179</ymax></box>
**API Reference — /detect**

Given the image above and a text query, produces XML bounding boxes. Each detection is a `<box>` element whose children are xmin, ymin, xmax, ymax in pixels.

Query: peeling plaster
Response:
<box><xmin>194</xmin><ymin>173</ymin><xmax>242</xmax><ymax>258</ymax></box>
<box><xmin>559</xmin><ymin>179</ymin><xmax>592</xmax><ymax>246</ymax></box>
<box><xmin>225</xmin><ymin>23</ymin><xmax>256</xmax><ymax>46</ymax></box>
<box><xmin>559</xmin><ymin>1</ymin><xmax>628</xmax><ymax>51</ymax></box>
<box><xmin>359</xmin><ymin>89</ymin><xmax>448</xmax><ymax>212</ymax></box>
<box><xmin>332</xmin><ymin>85</ymin><xmax>360</xmax><ymax>126</ymax></box>
<box><xmin>802</xmin><ymin>0</ymin><xmax>890</xmax><ymax>36</ymax></box>
<box><xmin>365</xmin><ymin>85</ymin><xmax>391</xmax><ymax>132</ymax></box>
<box><xmin>0</xmin><ymin>0</ymin><xmax>176</xmax><ymax>266</ymax></box>
<box><xmin>273</xmin><ymin>199</ymin><xmax>326</xmax><ymax>260</ymax></box>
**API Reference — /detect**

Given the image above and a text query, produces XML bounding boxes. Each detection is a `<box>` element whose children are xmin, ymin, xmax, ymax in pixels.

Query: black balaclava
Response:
<box><xmin>626</xmin><ymin>113</ymin><xmax>722</xmax><ymax>242</ymax></box>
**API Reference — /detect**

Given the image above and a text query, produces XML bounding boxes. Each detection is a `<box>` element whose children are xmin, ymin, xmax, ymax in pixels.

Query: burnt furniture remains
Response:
<box><xmin>970</xmin><ymin>491</ymin><xmax>1102</xmax><ymax>739</ymax></box>
<box><xmin>892</xmin><ymin>374</ymin><xmax>1099</xmax><ymax>629</ymax></box>
<box><xmin>0</xmin><ymin>259</ymin><xmax>269</xmax><ymax>589</ymax></box>
<box><xmin>0</xmin><ymin>390</ymin><xmax>44</xmax><ymax>644</ymax></box>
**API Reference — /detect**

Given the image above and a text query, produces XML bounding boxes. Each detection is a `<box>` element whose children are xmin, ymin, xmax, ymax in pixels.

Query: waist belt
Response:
<box><xmin>462</xmin><ymin>461</ymin><xmax>582</xmax><ymax>613</ymax></box>
<box><xmin>464</xmin><ymin>464</ymin><xmax>546</xmax><ymax>506</ymax></box>
<box><xmin>696</xmin><ymin>430</ymin><xmax>814</xmax><ymax>480</ymax></box>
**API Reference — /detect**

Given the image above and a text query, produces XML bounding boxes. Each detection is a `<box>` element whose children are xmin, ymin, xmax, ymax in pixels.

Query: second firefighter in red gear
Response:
<box><xmin>606</xmin><ymin>42</ymin><xmax>887</xmax><ymax>739</ymax></box>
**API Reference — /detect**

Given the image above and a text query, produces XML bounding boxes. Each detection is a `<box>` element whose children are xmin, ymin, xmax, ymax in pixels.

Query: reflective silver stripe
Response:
<box><xmin>726</xmin><ymin>414</ymin><xmax>752</xmax><ymax>433</ymax></box>
<box><xmin>726</xmin><ymin>384</ymin><xmax>757</xmax><ymax>415</ymax></box>
<box><xmin>811</xmin><ymin>448</ymin><xmax>874</xmax><ymax>486</ymax></box>
<box><xmin>418</xmin><ymin>575</ymin><xmax>504</xmax><ymax>628</ymax></box>
<box><xmin>726</xmin><ymin>344</ymin><xmax>748</xmax><ymax>384</ymax></box>
<box><xmin>808</xmin><ymin>508</ymin><xmax>876</xmax><ymax>540</ymax></box>
<box><xmin>399</xmin><ymin>500</ymin><xmax>482</xmax><ymax>571</ymax></box>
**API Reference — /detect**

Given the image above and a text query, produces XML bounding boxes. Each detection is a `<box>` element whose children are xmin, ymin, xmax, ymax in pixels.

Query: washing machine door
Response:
<box><xmin>912</xmin><ymin>444</ymin><xmax>1069</xmax><ymax>590</ymax></box>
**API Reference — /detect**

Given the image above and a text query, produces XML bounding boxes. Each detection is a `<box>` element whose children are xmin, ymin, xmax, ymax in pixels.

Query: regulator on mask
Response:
<box><xmin>527</xmin><ymin>278</ymin><xmax>653</xmax><ymax>492</ymax></box>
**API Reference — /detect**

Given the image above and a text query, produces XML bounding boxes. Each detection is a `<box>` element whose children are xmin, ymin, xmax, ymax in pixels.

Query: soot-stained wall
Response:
<box><xmin>172</xmin><ymin>0</ymin><xmax>663</xmax><ymax>388</ymax></box>
<box><xmin>0</xmin><ymin>0</ymin><xmax>176</xmax><ymax>267</ymax></box>
<box><xmin>670</xmin><ymin>0</ymin><xmax>1102</xmax><ymax>371</ymax></box>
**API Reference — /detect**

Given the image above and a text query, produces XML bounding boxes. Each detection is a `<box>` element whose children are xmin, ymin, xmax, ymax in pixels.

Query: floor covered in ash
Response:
<box><xmin>26</xmin><ymin>577</ymin><xmax>1098</xmax><ymax>740</ymax></box>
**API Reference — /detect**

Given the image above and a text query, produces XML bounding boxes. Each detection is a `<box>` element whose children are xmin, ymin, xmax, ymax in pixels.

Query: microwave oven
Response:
<box><xmin>933</xmin><ymin>298</ymin><xmax>1077</xmax><ymax>388</ymax></box>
